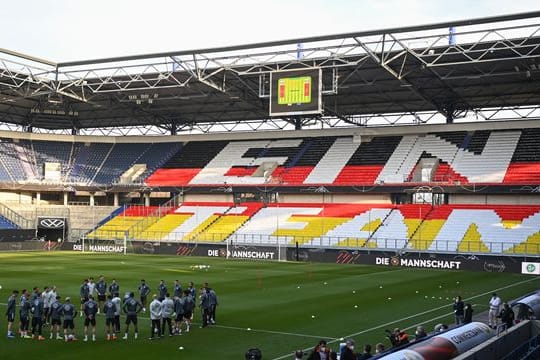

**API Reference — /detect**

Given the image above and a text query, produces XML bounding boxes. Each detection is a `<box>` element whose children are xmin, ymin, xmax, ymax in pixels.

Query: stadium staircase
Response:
<box><xmin>406</xmin><ymin>205</ymin><xmax>436</xmax><ymax>250</ymax></box>
<box><xmin>0</xmin><ymin>203</ymin><xmax>33</xmax><ymax>229</ymax></box>
<box><xmin>184</xmin><ymin>204</ymin><xmax>236</xmax><ymax>242</ymax></box>
<box><xmin>376</xmin><ymin>135</ymin><xmax>419</xmax><ymax>183</ymax></box>
<box><xmin>189</xmin><ymin>202</ymin><xmax>264</xmax><ymax>243</ymax></box>
<box><xmin>363</xmin><ymin>207</ymin><xmax>397</xmax><ymax>248</ymax></box>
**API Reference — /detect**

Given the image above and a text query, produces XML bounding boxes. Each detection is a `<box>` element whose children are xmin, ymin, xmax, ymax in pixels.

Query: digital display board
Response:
<box><xmin>270</xmin><ymin>68</ymin><xmax>322</xmax><ymax>116</ymax></box>
<box><xmin>278</xmin><ymin>76</ymin><xmax>312</xmax><ymax>105</ymax></box>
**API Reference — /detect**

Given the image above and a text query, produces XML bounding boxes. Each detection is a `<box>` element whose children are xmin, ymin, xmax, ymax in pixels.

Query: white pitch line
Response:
<box><xmin>0</xmin><ymin>302</ymin><xmax>334</xmax><ymax>340</ymax></box>
<box><xmin>212</xmin><ymin>324</ymin><xmax>338</xmax><ymax>340</ymax></box>
<box><xmin>271</xmin><ymin>275</ymin><xmax>540</xmax><ymax>360</ymax></box>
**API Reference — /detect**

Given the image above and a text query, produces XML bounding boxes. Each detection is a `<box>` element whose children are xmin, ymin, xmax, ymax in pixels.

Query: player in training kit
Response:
<box><xmin>122</xmin><ymin>292</ymin><xmax>143</xmax><ymax>339</ymax></box>
<box><xmin>206</xmin><ymin>286</ymin><xmax>218</xmax><ymax>324</ymax></box>
<box><xmin>31</xmin><ymin>287</ymin><xmax>40</xmax><ymax>301</ymax></box>
<box><xmin>173</xmin><ymin>280</ymin><xmax>182</xmax><ymax>298</ymax></box>
<box><xmin>80</xmin><ymin>279</ymin><xmax>90</xmax><ymax>316</ymax></box>
<box><xmin>31</xmin><ymin>292</ymin><xmax>45</xmax><ymax>340</ymax></box>
<box><xmin>157</xmin><ymin>280</ymin><xmax>167</xmax><ymax>301</ymax></box>
<box><xmin>109</xmin><ymin>279</ymin><xmax>120</xmax><ymax>297</ymax></box>
<box><xmin>173</xmin><ymin>292</ymin><xmax>185</xmax><ymax>335</ymax></box>
<box><xmin>199</xmin><ymin>288</ymin><xmax>211</xmax><ymax>328</ymax></box>
<box><xmin>187</xmin><ymin>281</ymin><xmax>196</xmax><ymax>301</ymax></box>
<box><xmin>161</xmin><ymin>293</ymin><xmax>174</xmax><ymax>337</ymax></box>
<box><xmin>103</xmin><ymin>295</ymin><xmax>117</xmax><ymax>341</ymax></box>
<box><xmin>19</xmin><ymin>291</ymin><xmax>31</xmax><ymax>338</ymax></box>
<box><xmin>95</xmin><ymin>276</ymin><xmax>107</xmax><ymax>311</ymax></box>
<box><xmin>41</xmin><ymin>286</ymin><xmax>51</xmax><ymax>326</ymax></box>
<box><xmin>87</xmin><ymin>277</ymin><xmax>96</xmax><ymax>297</ymax></box>
<box><xmin>182</xmin><ymin>289</ymin><xmax>195</xmax><ymax>333</ymax></box>
<box><xmin>49</xmin><ymin>295</ymin><xmax>64</xmax><ymax>340</ymax></box>
<box><xmin>148</xmin><ymin>295</ymin><xmax>161</xmax><ymax>340</ymax></box>
<box><xmin>46</xmin><ymin>286</ymin><xmax>57</xmax><ymax>325</ymax></box>
<box><xmin>62</xmin><ymin>297</ymin><xmax>77</xmax><ymax>341</ymax></box>
<box><xmin>111</xmin><ymin>292</ymin><xmax>121</xmax><ymax>335</ymax></box>
<box><xmin>138</xmin><ymin>279</ymin><xmax>151</xmax><ymax>312</ymax></box>
<box><xmin>83</xmin><ymin>295</ymin><xmax>98</xmax><ymax>342</ymax></box>
<box><xmin>6</xmin><ymin>290</ymin><xmax>19</xmax><ymax>338</ymax></box>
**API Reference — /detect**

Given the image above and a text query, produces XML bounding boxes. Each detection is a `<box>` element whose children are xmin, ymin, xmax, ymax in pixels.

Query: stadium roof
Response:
<box><xmin>1</xmin><ymin>11</ymin><xmax>540</xmax><ymax>135</ymax></box>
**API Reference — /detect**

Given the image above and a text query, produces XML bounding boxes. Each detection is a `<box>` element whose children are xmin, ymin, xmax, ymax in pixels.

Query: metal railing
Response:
<box><xmin>0</xmin><ymin>203</ymin><xmax>33</xmax><ymax>229</ymax></box>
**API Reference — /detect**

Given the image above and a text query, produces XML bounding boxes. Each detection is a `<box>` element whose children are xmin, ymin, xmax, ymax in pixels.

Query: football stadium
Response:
<box><xmin>1</xmin><ymin>9</ymin><xmax>540</xmax><ymax>360</ymax></box>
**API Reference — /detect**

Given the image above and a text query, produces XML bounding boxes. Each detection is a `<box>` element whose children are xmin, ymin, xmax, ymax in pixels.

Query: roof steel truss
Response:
<box><xmin>0</xmin><ymin>11</ymin><xmax>539</xmax><ymax>133</ymax></box>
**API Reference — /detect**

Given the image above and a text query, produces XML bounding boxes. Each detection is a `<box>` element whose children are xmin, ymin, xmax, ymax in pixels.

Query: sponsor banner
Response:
<box><xmin>0</xmin><ymin>230</ymin><xmax>35</xmax><ymax>243</ymax></box>
<box><xmin>375</xmin><ymin>256</ymin><xmax>462</xmax><ymax>270</ymax></box>
<box><xmin>227</xmin><ymin>250</ymin><xmax>276</xmax><ymax>260</ymax></box>
<box><xmin>37</xmin><ymin>217</ymin><xmax>66</xmax><ymax>229</ymax></box>
<box><xmin>521</xmin><ymin>262</ymin><xmax>540</xmax><ymax>275</ymax></box>
<box><xmin>206</xmin><ymin>246</ymin><xmax>278</xmax><ymax>260</ymax></box>
<box><xmin>0</xmin><ymin>239</ymin><xmax>55</xmax><ymax>251</ymax></box>
<box><xmin>437</xmin><ymin>322</ymin><xmax>493</xmax><ymax>354</ymax></box>
<box><xmin>58</xmin><ymin>240</ymin><xmax>529</xmax><ymax>274</ymax></box>
<box><xmin>71</xmin><ymin>243</ymin><xmax>125</xmax><ymax>253</ymax></box>
<box><xmin>300</xmin><ymin>248</ymin><xmax>523</xmax><ymax>273</ymax></box>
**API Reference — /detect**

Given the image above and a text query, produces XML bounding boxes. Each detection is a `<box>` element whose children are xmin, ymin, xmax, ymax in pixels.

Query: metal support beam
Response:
<box><xmin>0</xmin><ymin>12</ymin><xmax>538</xmax><ymax>133</ymax></box>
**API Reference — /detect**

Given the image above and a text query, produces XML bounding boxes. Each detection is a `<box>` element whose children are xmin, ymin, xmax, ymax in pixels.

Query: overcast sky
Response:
<box><xmin>3</xmin><ymin>0</ymin><xmax>540</xmax><ymax>62</ymax></box>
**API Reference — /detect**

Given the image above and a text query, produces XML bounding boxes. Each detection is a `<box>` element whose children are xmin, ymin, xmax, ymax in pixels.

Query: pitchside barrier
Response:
<box><xmin>0</xmin><ymin>239</ymin><xmax>61</xmax><ymax>252</ymax></box>
<box><xmin>46</xmin><ymin>239</ymin><xmax>540</xmax><ymax>275</ymax></box>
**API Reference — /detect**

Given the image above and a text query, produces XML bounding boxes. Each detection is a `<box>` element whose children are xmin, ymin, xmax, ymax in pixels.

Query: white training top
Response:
<box><xmin>489</xmin><ymin>296</ymin><xmax>502</xmax><ymax>311</ymax></box>
<box><xmin>150</xmin><ymin>299</ymin><xmax>162</xmax><ymax>320</ymax></box>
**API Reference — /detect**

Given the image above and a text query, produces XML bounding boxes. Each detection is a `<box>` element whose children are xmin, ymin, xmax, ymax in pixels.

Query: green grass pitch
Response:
<box><xmin>0</xmin><ymin>251</ymin><xmax>539</xmax><ymax>359</ymax></box>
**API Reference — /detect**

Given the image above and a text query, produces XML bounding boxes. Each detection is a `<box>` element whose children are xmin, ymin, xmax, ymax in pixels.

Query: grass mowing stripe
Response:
<box><xmin>1</xmin><ymin>253</ymin><xmax>539</xmax><ymax>360</ymax></box>
<box><xmin>271</xmin><ymin>275</ymin><xmax>540</xmax><ymax>360</ymax></box>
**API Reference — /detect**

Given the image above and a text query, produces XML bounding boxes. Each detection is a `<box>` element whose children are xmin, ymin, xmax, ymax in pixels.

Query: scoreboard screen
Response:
<box><xmin>277</xmin><ymin>76</ymin><xmax>312</xmax><ymax>105</ymax></box>
<box><xmin>270</xmin><ymin>68</ymin><xmax>322</xmax><ymax>116</ymax></box>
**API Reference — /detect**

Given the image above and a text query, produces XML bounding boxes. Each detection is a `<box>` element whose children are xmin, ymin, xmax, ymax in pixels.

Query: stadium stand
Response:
<box><xmin>0</xmin><ymin>126</ymin><xmax>539</xmax><ymax>187</ymax></box>
<box><xmin>141</xmin><ymin>128</ymin><xmax>540</xmax><ymax>187</ymax></box>
<box><xmin>410</xmin><ymin>205</ymin><xmax>540</xmax><ymax>254</ymax></box>
<box><xmin>0</xmin><ymin>139</ymin><xmax>31</xmax><ymax>181</ymax></box>
<box><xmin>0</xmin><ymin>214</ymin><xmax>17</xmax><ymax>229</ymax></box>
<box><xmin>0</xmin><ymin>123</ymin><xmax>540</xmax><ymax>252</ymax></box>
<box><xmin>31</xmin><ymin>140</ymin><xmax>78</xmax><ymax>181</ymax></box>
<box><xmin>68</xmin><ymin>143</ymin><xmax>113</xmax><ymax>184</ymax></box>
<box><xmin>86</xmin><ymin>202</ymin><xmax>540</xmax><ymax>255</ymax></box>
